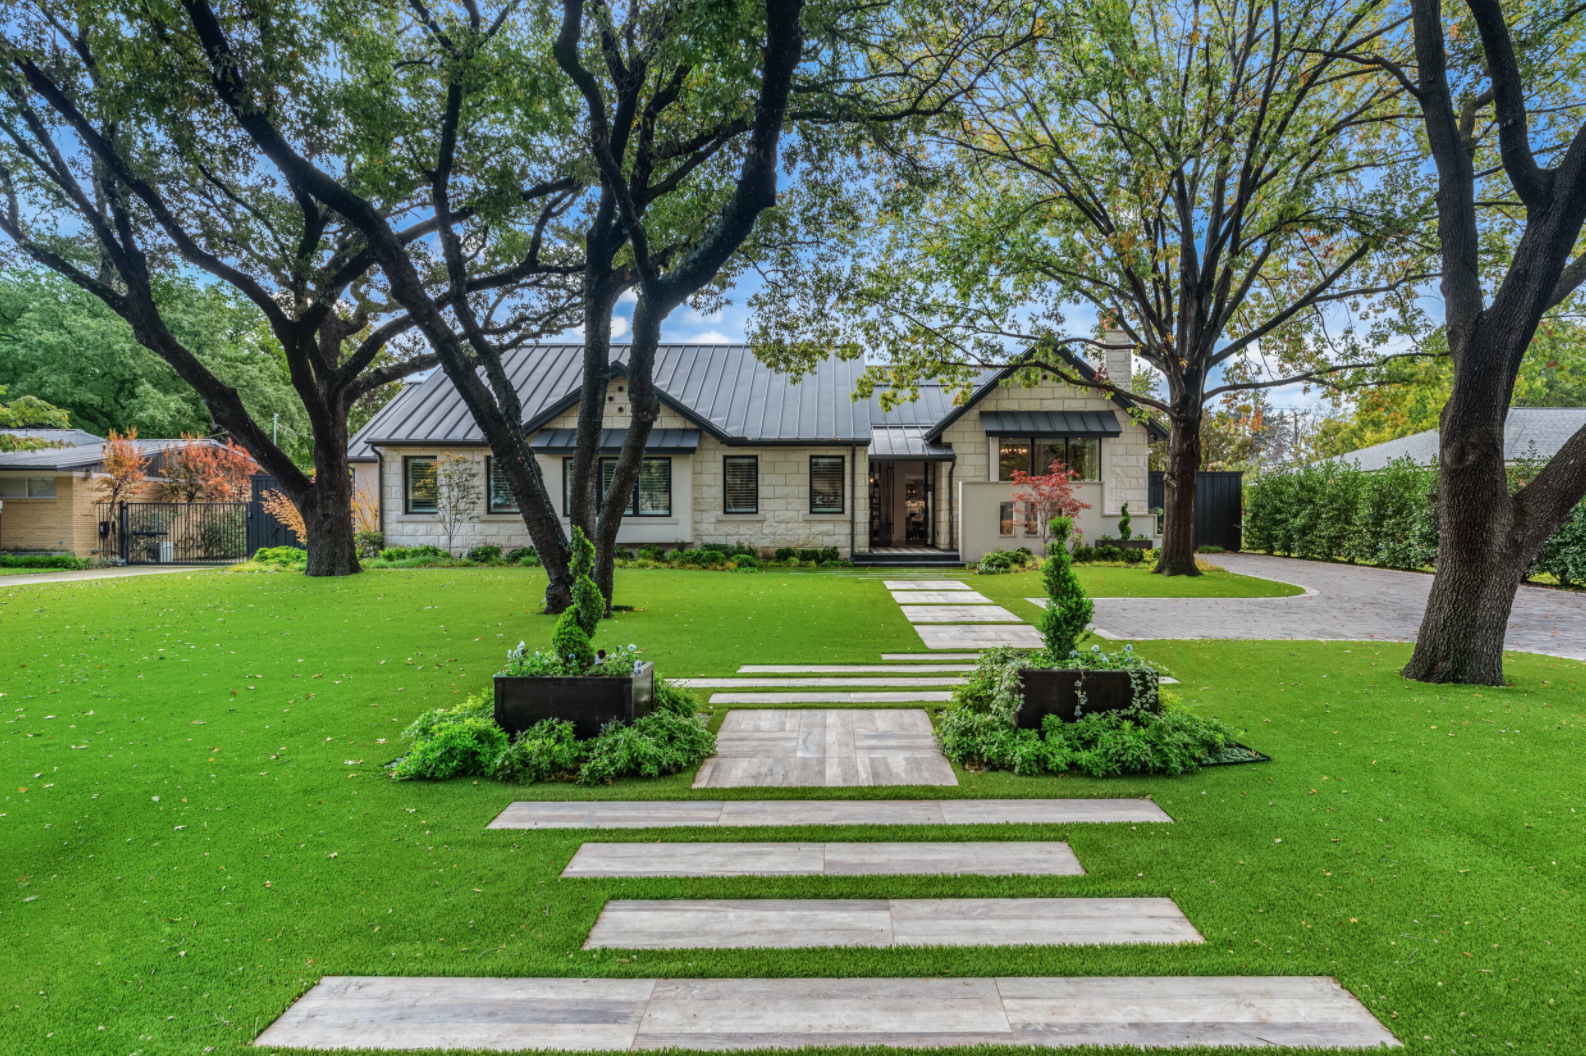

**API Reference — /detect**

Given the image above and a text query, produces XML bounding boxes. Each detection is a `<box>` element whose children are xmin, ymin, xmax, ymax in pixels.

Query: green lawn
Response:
<box><xmin>959</xmin><ymin>561</ymin><xmax>1303</xmax><ymax>620</ymax></box>
<box><xmin>1</xmin><ymin>567</ymin><xmax>1581</xmax><ymax>1055</ymax></box>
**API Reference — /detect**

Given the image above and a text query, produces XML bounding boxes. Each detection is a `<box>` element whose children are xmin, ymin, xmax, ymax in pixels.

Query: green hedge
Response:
<box><xmin>1245</xmin><ymin>454</ymin><xmax>1586</xmax><ymax>585</ymax></box>
<box><xmin>0</xmin><ymin>553</ymin><xmax>91</xmax><ymax>570</ymax></box>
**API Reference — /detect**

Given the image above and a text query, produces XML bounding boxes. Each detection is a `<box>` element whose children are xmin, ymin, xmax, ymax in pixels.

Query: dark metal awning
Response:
<box><xmin>529</xmin><ymin>428</ymin><xmax>701</xmax><ymax>455</ymax></box>
<box><xmin>868</xmin><ymin>426</ymin><xmax>956</xmax><ymax>461</ymax></box>
<box><xmin>979</xmin><ymin>410</ymin><xmax>1121</xmax><ymax>437</ymax></box>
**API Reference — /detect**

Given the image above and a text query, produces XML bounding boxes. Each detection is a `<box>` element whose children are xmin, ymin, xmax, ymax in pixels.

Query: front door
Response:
<box><xmin>869</xmin><ymin>463</ymin><xmax>894</xmax><ymax>548</ymax></box>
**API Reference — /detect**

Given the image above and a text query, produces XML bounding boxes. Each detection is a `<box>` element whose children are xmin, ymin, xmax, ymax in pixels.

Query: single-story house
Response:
<box><xmin>1330</xmin><ymin>407</ymin><xmax>1586</xmax><ymax>471</ymax></box>
<box><xmin>0</xmin><ymin>430</ymin><xmax>195</xmax><ymax>556</ymax></box>
<box><xmin>349</xmin><ymin>338</ymin><xmax>1166</xmax><ymax>564</ymax></box>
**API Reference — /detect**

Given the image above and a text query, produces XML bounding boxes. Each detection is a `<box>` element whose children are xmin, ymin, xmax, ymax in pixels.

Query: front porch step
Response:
<box><xmin>853</xmin><ymin>550</ymin><xmax>963</xmax><ymax>567</ymax></box>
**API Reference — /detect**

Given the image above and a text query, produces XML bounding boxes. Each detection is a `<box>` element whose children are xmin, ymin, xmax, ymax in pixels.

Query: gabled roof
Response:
<box><xmin>347</xmin><ymin>342</ymin><xmax>1167</xmax><ymax>459</ymax></box>
<box><xmin>921</xmin><ymin>353</ymin><xmax>1169</xmax><ymax>442</ymax></box>
<box><xmin>1329</xmin><ymin>407</ymin><xmax>1586</xmax><ymax>471</ymax></box>
<box><xmin>0</xmin><ymin>437</ymin><xmax>174</xmax><ymax>472</ymax></box>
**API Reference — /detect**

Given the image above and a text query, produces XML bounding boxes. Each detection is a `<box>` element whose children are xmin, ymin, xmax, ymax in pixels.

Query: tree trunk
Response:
<box><xmin>591</xmin><ymin>303</ymin><xmax>662</xmax><ymax>610</ymax></box>
<box><xmin>1153</xmin><ymin>410</ymin><xmax>1202</xmax><ymax>576</ymax></box>
<box><xmin>299</xmin><ymin>415</ymin><xmax>361</xmax><ymax>576</ymax></box>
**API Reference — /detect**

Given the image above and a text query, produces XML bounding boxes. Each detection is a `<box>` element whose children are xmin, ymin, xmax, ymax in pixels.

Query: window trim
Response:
<box><xmin>403</xmin><ymin>455</ymin><xmax>438</xmax><ymax>515</ymax></box>
<box><xmin>809</xmin><ymin>455</ymin><xmax>845</xmax><ymax>515</ymax></box>
<box><xmin>723</xmin><ymin>455</ymin><xmax>759</xmax><ymax>515</ymax></box>
<box><xmin>997</xmin><ymin>436</ymin><xmax>1103</xmax><ymax>482</ymax></box>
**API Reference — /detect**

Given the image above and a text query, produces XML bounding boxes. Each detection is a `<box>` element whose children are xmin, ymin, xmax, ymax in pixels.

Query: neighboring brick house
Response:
<box><xmin>0</xmin><ymin>430</ymin><xmax>173</xmax><ymax>556</ymax></box>
<box><xmin>349</xmin><ymin>340</ymin><xmax>1165</xmax><ymax>564</ymax></box>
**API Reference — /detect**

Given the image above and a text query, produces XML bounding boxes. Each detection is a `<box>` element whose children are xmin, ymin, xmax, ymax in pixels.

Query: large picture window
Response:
<box><xmin>723</xmin><ymin>456</ymin><xmax>758</xmax><ymax>514</ymax></box>
<box><xmin>0</xmin><ymin>477</ymin><xmax>56</xmax><ymax>498</ymax></box>
<box><xmin>809</xmin><ymin>455</ymin><xmax>845</xmax><ymax>514</ymax></box>
<box><xmin>562</xmin><ymin>456</ymin><xmax>672</xmax><ymax>517</ymax></box>
<box><xmin>404</xmin><ymin>456</ymin><xmax>437</xmax><ymax>513</ymax></box>
<box><xmin>485</xmin><ymin>458</ymin><xmax>520</xmax><ymax>514</ymax></box>
<box><xmin>997</xmin><ymin>437</ymin><xmax>1101</xmax><ymax>481</ymax></box>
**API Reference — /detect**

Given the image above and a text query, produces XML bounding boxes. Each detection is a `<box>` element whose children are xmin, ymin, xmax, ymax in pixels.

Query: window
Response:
<box><xmin>998</xmin><ymin>439</ymin><xmax>1031</xmax><ymax>481</ymax></box>
<box><xmin>404</xmin><ymin>457</ymin><xmax>437</xmax><ymax>514</ymax></box>
<box><xmin>485</xmin><ymin>458</ymin><xmax>520</xmax><ymax>514</ymax></box>
<box><xmin>996</xmin><ymin>437</ymin><xmax>1102</xmax><ymax>481</ymax></box>
<box><xmin>1025</xmin><ymin>502</ymin><xmax>1040</xmax><ymax>535</ymax></box>
<box><xmin>999</xmin><ymin>501</ymin><xmax>1014</xmax><ymax>536</ymax></box>
<box><xmin>0</xmin><ymin>477</ymin><xmax>55</xmax><ymax>498</ymax></box>
<box><xmin>562</xmin><ymin>456</ymin><xmax>671</xmax><ymax>517</ymax></box>
<box><xmin>723</xmin><ymin>456</ymin><xmax>759</xmax><ymax>514</ymax></box>
<box><xmin>809</xmin><ymin>455</ymin><xmax>844</xmax><ymax>514</ymax></box>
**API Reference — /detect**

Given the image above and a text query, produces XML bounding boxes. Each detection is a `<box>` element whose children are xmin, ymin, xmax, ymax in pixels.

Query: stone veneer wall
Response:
<box><xmin>692</xmin><ymin>435</ymin><xmax>867</xmax><ymax>557</ymax></box>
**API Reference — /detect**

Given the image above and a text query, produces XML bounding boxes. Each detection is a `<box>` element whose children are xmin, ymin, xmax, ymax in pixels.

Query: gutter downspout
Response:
<box><xmin>947</xmin><ymin>461</ymin><xmax>955</xmax><ymax>552</ymax></box>
<box><xmin>375</xmin><ymin>451</ymin><xmax>385</xmax><ymax>542</ymax></box>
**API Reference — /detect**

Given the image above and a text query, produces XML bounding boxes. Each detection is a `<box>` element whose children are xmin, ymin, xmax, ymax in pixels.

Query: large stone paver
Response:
<box><xmin>1092</xmin><ymin>553</ymin><xmax>1586</xmax><ymax>660</ymax></box>
<box><xmin>884</xmin><ymin>579</ymin><xmax>975</xmax><ymax>590</ymax></box>
<box><xmin>737</xmin><ymin>664</ymin><xmax>975</xmax><ymax>673</ymax></box>
<box><xmin>903</xmin><ymin>604</ymin><xmax>1023</xmax><ymax>622</ymax></box>
<box><xmin>561</xmin><ymin>841</ymin><xmax>1084</xmax><ymax>878</ymax></box>
<box><xmin>882</xmin><ymin>652</ymin><xmax>983</xmax><ymax>660</ymax></box>
<box><xmin>915</xmin><ymin>624</ymin><xmax>1043</xmax><ymax>649</ymax></box>
<box><xmin>585</xmin><ymin>897</ymin><xmax>1201</xmax><ymax>950</ymax></box>
<box><xmin>892</xmin><ymin>590</ymin><xmax>994</xmax><ymax>604</ymax></box>
<box><xmin>488</xmin><ymin>798</ymin><xmax>1173</xmax><ymax>829</ymax></box>
<box><xmin>257</xmin><ymin>975</ymin><xmax>1397</xmax><ymax>1051</ymax></box>
<box><xmin>708</xmin><ymin>691</ymin><xmax>955</xmax><ymax>704</ymax></box>
<box><xmin>677</xmin><ymin>677</ymin><xmax>965</xmax><ymax>688</ymax></box>
<box><xmin>693</xmin><ymin>709</ymin><xmax>957</xmax><ymax>788</ymax></box>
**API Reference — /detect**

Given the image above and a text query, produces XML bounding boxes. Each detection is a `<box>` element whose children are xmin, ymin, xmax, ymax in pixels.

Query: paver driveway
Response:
<box><xmin>1090</xmin><ymin>552</ymin><xmax>1586</xmax><ymax>661</ymax></box>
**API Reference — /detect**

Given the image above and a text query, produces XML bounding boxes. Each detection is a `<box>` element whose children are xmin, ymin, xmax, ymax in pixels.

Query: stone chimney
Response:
<box><xmin>1101</xmin><ymin>329</ymin><xmax>1133</xmax><ymax>386</ymax></box>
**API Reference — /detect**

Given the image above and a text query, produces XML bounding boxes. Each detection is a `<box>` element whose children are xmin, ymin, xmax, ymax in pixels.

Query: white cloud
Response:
<box><xmin>610</xmin><ymin>316</ymin><xmax>630</xmax><ymax>339</ymax></box>
<box><xmin>692</xmin><ymin>330</ymin><xmax>732</xmax><ymax>344</ymax></box>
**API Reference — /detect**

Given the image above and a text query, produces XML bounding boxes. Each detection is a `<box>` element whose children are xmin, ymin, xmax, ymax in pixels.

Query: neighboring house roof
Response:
<box><xmin>1329</xmin><ymin>407</ymin><xmax>1586</xmax><ymax>471</ymax></box>
<box><xmin>0</xmin><ymin>437</ymin><xmax>212</xmax><ymax>473</ymax></box>
<box><xmin>349</xmin><ymin>343</ymin><xmax>1167</xmax><ymax>459</ymax></box>
<box><xmin>0</xmin><ymin>427</ymin><xmax>105</xmax><ymax>448</ymax></box>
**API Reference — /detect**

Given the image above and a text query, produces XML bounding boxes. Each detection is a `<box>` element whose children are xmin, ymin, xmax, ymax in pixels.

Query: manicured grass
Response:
<box><xmin>960</xmin><ymin>561</ymin><xmax>1304</xmax><ymax>619</ymax></box>
<box><xmin>1</xmin><ymin>568</ymin><xmax>1582</xmax><ymax>1055</ymax></box>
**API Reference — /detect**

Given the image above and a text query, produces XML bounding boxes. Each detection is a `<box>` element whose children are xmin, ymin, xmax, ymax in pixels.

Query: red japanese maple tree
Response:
<box><xmin>1010</xmin><ymin>460</ymin><xmax>1091</xmax><ymax>549</ymax></box>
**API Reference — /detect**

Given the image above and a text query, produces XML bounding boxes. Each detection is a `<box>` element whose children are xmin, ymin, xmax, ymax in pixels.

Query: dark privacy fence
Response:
<box><xmin>98</xmin><ymin>476</ymin><xmax>299</xmax><ymax>564</ymax></box>
<box><xmin>1147</xmin><ymin>470</ymin><xmax>1244</xmax><ymax>551</ymax></box>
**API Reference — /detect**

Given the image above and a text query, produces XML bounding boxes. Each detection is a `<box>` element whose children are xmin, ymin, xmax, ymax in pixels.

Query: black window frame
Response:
<box><xmin>996</xmin><ymin>436</ymin><xmax>1103</xmax><ymax>482</ymax></box>
<box><xmin>809</xmin><ymin>455</ymin><xmax>845</xmax><ymax>514</ymax></box>
<box><xmin>723</xmin><ymin>455</ymin><xmax>759</xmax><ymax>514</ymax></box>
<box><xmin>403</xmin><ymin>455</ymin><xmax>438</xmax><ymax>514</ymax></box>
<box><xmin>561</xmin><ymin>455</ymin><xmax>672</xmax><ymax>517</ymax></box>
<box><xmin>484</xmin><ymin>456</ymin><xmax>520</xmax><ymax>515</ymax></box>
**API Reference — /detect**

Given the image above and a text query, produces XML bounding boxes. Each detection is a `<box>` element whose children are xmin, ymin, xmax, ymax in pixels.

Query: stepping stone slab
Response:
<box><xmin>487</xmin><ymin>798</ymin><xmax>1174</xmax><ymax>829</ymax></box>
<box><xmin>256</xmin><ymin>975</ymin><xmax>1397</xmax><ymax>1051</ymax></box>
<box><xmin>584</xmin><ymin>897</ymin><xmax>1202</xmax><ymax>950</ymax></box>
<box><xmin>915</xmin><ymin>624</ymin><xmax>1044</xmax><ymax>649</ymax></box>
<box><xmin>678</xmin><ymin>677</ymin><xmax>965</xmax><ymax>688</ymax></box>
<box><xmin>903</xmin><ymin>604</ymin><xmax>1024</xmax><ymax>623</ymax></box>
<box><xmin>884</xmin><ymin>579</ymin><xmax>975</xmax><ymax>590</ymax></box>
<box><xmin>882</xmin><ymin>652</ymin><xmax>982</xmax><ymax>660</ymax></box>
<box><xmin>708</xmin><ymin>691</ymin><xmax>955</xmax><ymax>704</ymax></box>
<box><xmin>738</xmin><ymin>664</ymin><xmax>975</xmax><ymax>673</ymax></box>
<box><xmin>561</xmin><ymin>841</ymin><xmax>1084</xmax><ymax>877</ymax></box>
<box><xmin>891</xmin><ymin>590</ymin><xmax>995</xmax><ymax>604</ymax></box>
<box><xmin>693</xmin><ymin>708</ymin><xmax>957</xmax><ymax>787</ymax></box>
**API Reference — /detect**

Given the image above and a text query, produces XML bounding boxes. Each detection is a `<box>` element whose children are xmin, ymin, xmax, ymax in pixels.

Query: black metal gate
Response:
<box><xmin>98</xmin><ymin>502</ymin><xmax>250</xmax><ymax>564</ymax></box>
<box><xmin>1148</xmin><ymin>470</ymin><xmax>1244</xmax><ymax>551</ymax></box>
<box><xmin>246</xmin><ymin>475</ymin><xmax>298</xmax><ymax>555</ymax></box>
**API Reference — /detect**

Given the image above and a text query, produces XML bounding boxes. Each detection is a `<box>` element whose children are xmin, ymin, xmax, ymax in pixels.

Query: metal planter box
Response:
<box><xmin>494</xmin><ymin>662</ymin><xmax>654</xmax><ymax>740</ymax></box>
<box><xmin>1015</xmin><ymin>668</ymin><xmax>1155</xmax><ymax>728</ymax></box>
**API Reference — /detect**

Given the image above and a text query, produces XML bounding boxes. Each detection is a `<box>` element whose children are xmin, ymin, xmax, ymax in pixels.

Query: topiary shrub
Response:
<box><xmin>466</xmin><ymin>544</ymin><xmax>502</xmax><ymax>563</ymax></box>
<box><xmin>549</xmin><ymin>610</ymin><xmax>596</xmax><ymax>673</ymax></box>
<box><xmin>568</xmin><ymin>526</ymin><xmax>603</xmax><ymax>635</ymax></box>
<box><xmin>1038</xmin><ymin>517</ymin><xmax>1093</xmax><ymax>658</ymax></box>
<box><xmin>1117</xmin><ymin>503</ymin><xmax>1133</xmax><ymax>540</ymax></box>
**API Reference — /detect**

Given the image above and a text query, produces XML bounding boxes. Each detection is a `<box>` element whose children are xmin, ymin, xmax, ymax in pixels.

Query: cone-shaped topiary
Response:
<box><xmin>1117</xmin><ymin>503</ymin><xmax>1133</xmax><ymax>540</ymax></box>
<box><xmin>550</xmin><ymin>609</ymin><xmax>596</xmax><ymax>674</ymax></box>
<box><xmin>568</xmin><ymin>526</ymin><xmax>603</xmax><ymax>637</ymax></box>
<box><xmin>1039</xmin><ymin>516</ymin><xmax>1094</xmax><ymax>659</ymax></box>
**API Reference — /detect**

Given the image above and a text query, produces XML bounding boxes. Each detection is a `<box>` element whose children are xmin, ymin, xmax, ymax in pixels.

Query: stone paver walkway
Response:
<box><xmin>0</xmin><ymin>564</ymin><xmax>222</xmax><ymax>587</ymax></box>
<box><xmin>708</xmin><ymin>691</ymin><xmax>955</xmax><ymax>704</ymax></box>
<box><xmin>1091</xmin><ymin>552</ymin><xmax>1586</xmax><ymax>660</ymax></box>
<box><xmin>692</xmin><ymin>708</ymin><xmax>957</xmax><ymax>787</ymax></box>
<box><xmin>258</xmin><ymin>975</ymin><xmax>1398</xmax><ymax>1050</ymax></box>
<box><xmin>561</xmin><ymin>841</ymin><xmax>1084</xmax><ymax>878</ymax></box>
<box><xmin>916</xmin><ymin>624</ymin><xmax>1043</xmax><ymax>649</ymax></box>
<box><xmin>584</xmin><ymin>897</ymin><xmax>1201</xmax><ymax>950</ymax></box>
<box><xmin>488</xmin><ymin>798</ymin><xmax>1173</xmax><ymax>829</ymax></box>
<box><xmin>678</xmin><ymin>677</ymin><xmax>965</xmax><ymax>688</ymax></box>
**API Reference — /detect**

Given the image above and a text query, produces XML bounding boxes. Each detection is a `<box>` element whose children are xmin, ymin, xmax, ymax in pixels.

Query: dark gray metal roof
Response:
<box><xmin>1330</xmin><ymin>407</ymin><xmax>1586</xmax><ymax>471</ymax></box>
<box><xmin>0</xmin><ymin>427</ymin><xmax>104</xmax><ymax>448</ymax></box>
<box><xmin>868</xmin><ymin>426</ymin><xmax>956</xmax><ymax>460</ymax></box>
<box><xmin>530</xmin><ymin>428</ymin><xmax>701</xmax><ymax>454</ymax></box>
<box><xmin>923</xmin><ymin>354</ymin><xmax>1169</xmax><ymax>443</ymax></box>
<box><xmin>980</xmin><ymin>410</ymin><xmax>1122</xmax><ymax>437</ymax></box>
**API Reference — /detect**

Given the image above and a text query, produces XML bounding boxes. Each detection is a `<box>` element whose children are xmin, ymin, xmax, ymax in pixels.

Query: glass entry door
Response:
<box><xmin>868</xmin><ymin>462</ymin><xmax>894</xmax><ymax>548</ymax></box>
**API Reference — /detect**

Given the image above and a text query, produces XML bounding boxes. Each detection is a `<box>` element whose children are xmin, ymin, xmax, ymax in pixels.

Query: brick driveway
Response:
<box><xmin>1090</xmin><ymin>553</ymin><xmax>1586</xmax><ymax>661</ymax></box>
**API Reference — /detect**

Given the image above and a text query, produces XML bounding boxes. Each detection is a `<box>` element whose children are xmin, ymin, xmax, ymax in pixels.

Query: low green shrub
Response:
<box><xmin>1122</xmin><ymin>547</ymin><xmax>1145</xmax><ymax>564</ymax></box>
<box><xmin>1094</xmin><ymin>545</ymin><xmax>1123</xmax><ymax>562</ymax></box>
<box><xmin>1070</xmin><ymin>544</ymin><xmax>1097</xmax><ymax>563</ymax></box>
<box><xmin>355</xmin><ymin>530</ymin><xmax>384</xmax><ymax>558</ymax></box>
<box><xmin>774</xmin><ymin>547</ymin><xmax>795</xmax><ymax>561</ymax></box>
<box><xmin>380</xmin><ymin>545</ymin><xmax>449</xmax><ymax>561</ymax></box>
<box><xmin>466</xmin><ymin>544</ymin><xmax>502</xmax><ymax>563</ymax></box>
<box><xmin>390</xmin><ymin>691</ymin><xmax>508</xmax><ymax>780</ymax></box>
<box><xmin>730</xmin><ymin>554</ymin><xmax>760</xmax><ymax>570</ymax></box>
<box><xmin>252</xmin><ymin>546</ymin><xmax>307</xmax><ymax>568</ymax></box>
<box><xmin>637</xmin><ymin>545</ymin><xmax>667</xmax><ymax>562</ymax></box>
<box><xmin>0</xmin><ymin>553</ymin><xmax>91</xmax><ymax>570</ymax></box>
<box><xmin>492</xmin><ymin>719</ymin><xmax>584</xmax><ymax>783</ymax></box>
<box><xmin>1197</xmin><ymin>545</ymin><xmax>1226</xmax><ymax>554</ymax></box>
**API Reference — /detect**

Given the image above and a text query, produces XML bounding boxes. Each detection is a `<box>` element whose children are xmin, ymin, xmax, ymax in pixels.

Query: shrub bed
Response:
<box><xmin>0</xmin><ymin>553</ymin><xmax>92</xmax><ymax>570</ymax></box>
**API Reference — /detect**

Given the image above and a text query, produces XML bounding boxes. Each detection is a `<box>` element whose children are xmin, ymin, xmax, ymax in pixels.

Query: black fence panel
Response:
<box><xmin>1146</xmin><ymin>470</ymin><xmax>1244</xmax><ymax>551</ymax></box>
<box><xmin>98</xmin><ymin>502</ymin><xmax>249</xmax><ymax>565</ymax></box>
<box><xmin>246</xmin><ymin>475</ymin><xmax>298</xmax><ymax>555</ymax></box>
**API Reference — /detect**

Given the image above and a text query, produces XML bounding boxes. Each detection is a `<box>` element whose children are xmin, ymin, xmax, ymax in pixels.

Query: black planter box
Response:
<box><xmin>494</xmin><ymin>662</ymin><xmax>654</xmax><ymax>740</ymax></box>
<box><xmin>1096</xmin><ymin>538</ymin><xmax>1153</xmax><ymax>551</ymax></box>
<box><xmin>1016</xmin><ymin>668</ymin><xmax>1156</xmax><ymax>727</ymax></box>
